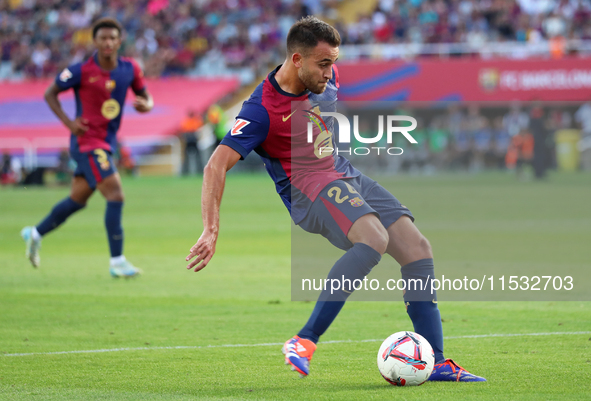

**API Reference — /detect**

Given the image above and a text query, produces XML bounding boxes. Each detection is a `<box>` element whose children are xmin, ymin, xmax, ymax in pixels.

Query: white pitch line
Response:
<box><xmin>2</xmin><ymin>331</ymin><xmax>589</xmax><ymax>358</ymax></box>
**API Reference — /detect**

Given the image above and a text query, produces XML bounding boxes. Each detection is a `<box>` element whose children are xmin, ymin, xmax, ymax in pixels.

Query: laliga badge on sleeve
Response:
<box><xmin>59</xmin><ymin>68</ymin><xmax>72</xmax><ymax>82</ymax></box>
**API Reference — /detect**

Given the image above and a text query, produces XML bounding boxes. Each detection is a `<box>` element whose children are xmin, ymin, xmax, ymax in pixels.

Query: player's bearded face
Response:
<box><xmin>299</xmin><ymin>64</ymin><xmax>326</xmax><ymax>95</ymax></box>
<box><xmin>297</xmin><ymin>43</ymin><xmax>339</xmax><ymax>94</ymax></box>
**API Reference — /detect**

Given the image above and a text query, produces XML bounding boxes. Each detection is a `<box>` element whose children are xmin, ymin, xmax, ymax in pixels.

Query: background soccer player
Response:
<box><xmin>186</xmin><ymin>16</ymin><xmax>485</xmax><ymax>381</ymax></box>
<box><xmin>21</xmin><ymin>18</ymin><xmax>153</xmax><ymax>278</ymax></box>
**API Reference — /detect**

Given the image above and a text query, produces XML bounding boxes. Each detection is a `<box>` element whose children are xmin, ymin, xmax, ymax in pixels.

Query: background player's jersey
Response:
<box><xmin>220</xmin><ymin>65</ymin><xmax>360</xmax><ymax>224</ymax></box>
<box><xmin>55</xmin><ymin>53</ymin><xmax>146</xmax><ymax>154</ymax></box>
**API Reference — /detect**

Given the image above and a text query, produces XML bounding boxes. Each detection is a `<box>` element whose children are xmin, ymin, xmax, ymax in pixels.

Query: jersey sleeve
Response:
<box><xmin>130</xmin><ymin>59</ymin><xmax>146</xmax><ymax>94</ymax></box>
<box><xmin>55</xmin><ymin>63</ymin><xmax>82</xmax><ymax>91</ymax></box>
<box><xmin>220</xmin><ymin>101</ymin><xmax>270</xmax><ymax>160</ymax></box>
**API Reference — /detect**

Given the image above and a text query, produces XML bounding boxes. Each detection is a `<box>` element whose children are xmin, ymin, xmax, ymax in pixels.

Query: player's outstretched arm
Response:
<box><xmin>44</xmin><ymin>83</ymin><xmax>88</xmax><ymax>136</ymax></box>
<box><xmin>186</xmin><ymin>144</ymin><xmax>241</xmax><ymax>272</ymax></box>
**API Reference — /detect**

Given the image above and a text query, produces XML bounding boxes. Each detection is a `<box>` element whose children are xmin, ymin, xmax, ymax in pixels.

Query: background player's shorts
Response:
<box><xmin>73</xmin><ymin>149</ymin><xmax>117</xmax><ymax>189</ymax></box>
<box><xmin>298</xmin><ymin>174</ymin><xmax>414</xmax><ymax>250</ymax></box>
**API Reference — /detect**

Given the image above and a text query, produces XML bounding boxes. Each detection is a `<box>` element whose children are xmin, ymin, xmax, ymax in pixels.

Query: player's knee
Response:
<box><xmin>69</xmin><ymin>195</ymin><xmax>88</xmax><ymax>206</ymax></box>
<box><xmin>375</xmin><ymin>233</ymin><xmax>389</xmax><ymax>255</ymax></box>
<box><xmin>349</xmin><ymin>214</ymin><xmax>389</xmax><ymax>255</ymax></box>
<box><xmin>417</xmin><ymin>235</ymin><xmax>433</xmax><ymax>259</ymax></box>
<box><xmin>362</xmin><ymin>226</ymin><xmax>389</xmax><ymax>255</ymax></box>
<box><xmin>106</xmin><ymin>191</ymin><xmax>124</xmax><ymax>202</ymax></box>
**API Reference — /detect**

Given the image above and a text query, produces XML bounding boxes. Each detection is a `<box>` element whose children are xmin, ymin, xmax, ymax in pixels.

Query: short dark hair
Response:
<box><xmin>92</xmin><ymin>17</ymin><xmax>122</xmax><ymax>38</ymax></box>
<box><xmin>286</xmin><ymin>16</ymin><xmax>341</xmax><ymax>56</ymax></box>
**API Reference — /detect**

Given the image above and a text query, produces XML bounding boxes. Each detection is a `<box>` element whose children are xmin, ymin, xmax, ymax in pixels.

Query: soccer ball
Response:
<box><xmin>377</xmin><ymin>331</ymin><xmax>435</xmax><ymax>386</ymax></box>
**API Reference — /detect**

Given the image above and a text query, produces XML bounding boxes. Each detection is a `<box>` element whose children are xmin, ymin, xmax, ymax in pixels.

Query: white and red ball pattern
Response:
<box><xmin>377</xmin><ymin>331</ymin><xmax>435</xmax><ymax>386</ymax></box>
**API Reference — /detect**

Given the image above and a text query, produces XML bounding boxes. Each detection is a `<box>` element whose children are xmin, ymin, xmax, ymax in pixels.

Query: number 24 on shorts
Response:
<box><xmin>327</xmin><ymin>182</ymin><xmax>358</xmax><ymax>204</ymax></box>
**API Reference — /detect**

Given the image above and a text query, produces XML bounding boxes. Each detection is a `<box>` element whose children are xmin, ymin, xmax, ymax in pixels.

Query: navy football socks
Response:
<box><xmin>36</xmin><ymin>197</ymin><xmax>85</xmax><ymax>236</ymax></box>
<box><xmin>401</xmin><ymin>258</ymin><xmax>445</xmax><ymax>364</ymax></box>
<box><xmin>298</xmin><ymin>243</ymin><xmax>382</xmax><ymax>343</ymax></box>
<box><xmin>36</xmin><ymin>198</ymin><xmax>125</xmax><ymax>259</ymax></box>
<box><xmin>105</xmin><ymin>201</ymin><xmax>124</xmax><ymax>257</ymax></box>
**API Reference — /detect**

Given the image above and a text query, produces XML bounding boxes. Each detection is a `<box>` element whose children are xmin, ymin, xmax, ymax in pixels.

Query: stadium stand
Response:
<box><xmin>1</xmin><ymin>0</ymin><xmax>591</xmax><ymax>180</ymax></box>
<box><xmin>2</xmin><ymin>0</ymin><xmax>591</xmax><ymax>82</ymax></box>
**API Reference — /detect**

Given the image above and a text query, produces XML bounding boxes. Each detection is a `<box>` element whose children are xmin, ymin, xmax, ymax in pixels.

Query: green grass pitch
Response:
<box><xmin>1</xmin><ymin>172</ymin><xmax>590</xmax><ymax>400</ymax></box>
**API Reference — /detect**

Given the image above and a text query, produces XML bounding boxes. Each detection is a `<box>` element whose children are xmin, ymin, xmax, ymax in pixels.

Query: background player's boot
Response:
<box><xmin>109</xmin><ymin>259</ymin><xmax>142</xmax><ymax>278</ymax></box>
<box><xmin>282</xmin><ymin>335</ymin><xmax>316</xmax><ymax>377</ymax></box>
<box><xmin>428</xmin><ymin>359</ymin><xmax>486</xmax><ymax>382</ymax></box>
<box><xmin>20</xmin><ymin>227</ymin><xmax>41</xmax><ymax>268</ymax></box>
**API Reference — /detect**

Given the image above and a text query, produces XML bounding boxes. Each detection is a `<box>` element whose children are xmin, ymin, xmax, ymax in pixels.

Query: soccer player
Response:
<box><xmin>186</xmin><ymin>16</ymin><xmax>485</xmax><ymax>382</ymax></box>
<box><xmin>21</xmin><ymin>18</ymin><xmax>153</xmax><ymax>278</ymax></box>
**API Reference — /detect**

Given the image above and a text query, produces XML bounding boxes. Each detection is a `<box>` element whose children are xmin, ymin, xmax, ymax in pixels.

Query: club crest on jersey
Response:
<box><xmin>59</xmin><ymin>68</ymin><xmax>72</xmax><ymax>82</ymax></box>
<box><xmin>349</xmin><ymin>197</ymin><xmax>364</xmax><ymax>207</ymax></box>
<box><xmin>105</xmin><ymin>80</ymin><xmax>116</xmax><ymax>92</ymax></box>
<box><xmin>231</xmin><ymin>119</ymin><xmax>250</xmax><ymax>136</ymax></box>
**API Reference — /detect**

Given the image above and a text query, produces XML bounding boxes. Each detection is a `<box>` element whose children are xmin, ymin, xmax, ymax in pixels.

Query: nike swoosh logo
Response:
<box><xmin>282</xmin><ymin>110</ymin><xmax>297</xmax><ymax>122</ymax></box>
<box><xmin>89</xmin><ymin>76</ymin><xmax>100</xmax><ymax>83</ymax></box>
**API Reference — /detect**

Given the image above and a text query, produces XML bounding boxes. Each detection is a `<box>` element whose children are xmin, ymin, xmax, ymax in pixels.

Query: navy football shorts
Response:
<box><xmin>298</xmin><ymin>174</ymin><xmax>414</xmax><ymax>251</ymax></box>
<box><xmin>73</xmin><ymin>148</ymin><xmax>117</xmax><ymax>189</ymax></box>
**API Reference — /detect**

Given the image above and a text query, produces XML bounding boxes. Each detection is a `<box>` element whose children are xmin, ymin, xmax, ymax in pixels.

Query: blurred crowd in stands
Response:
<box><xmin>2</xmin><ymin>100</ymin><xmax>590</xmax><ymax>185</ymax></box>
<box><xmin>0</xmin><ymin>0</ymin><xmax>314</xmax><ymax>81</ymax></box>
<box><xmin>2</xmin><ymin>0</ymin><xmax>591</xmax><ymax>81</ymax></box>
<box><xmin>343</xmin><ymin>0</ymin><xmax>591</xmax><ymax>46</ymax></box>
<box><xmin>170</xmin><ymin>101</ymin><xmax>591</xmax><ymax>178</ymax></box>
<box><xmin>344</xmin><ymin>102</ymin><xmax>591</xmax><ymax>178</ymax></box>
